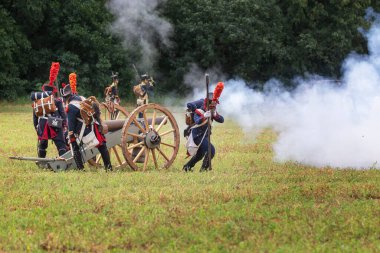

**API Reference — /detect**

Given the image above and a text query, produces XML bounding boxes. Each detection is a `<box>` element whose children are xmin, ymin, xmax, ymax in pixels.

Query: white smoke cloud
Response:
<box><xmin>107</xmin><ymin>2</ymin><xmax>380</xmax><ymax>169</ymax></box>
<box><xmin>107</xmin><ymin>0</ymin><xmax>172</xmax><ymax>70</ymax></box>
<box><xmin>215</xmin><ymin>20</ymin><xmax>380</xmax><ymax>169</ymax></box>
<box><xmin>184</xmin><ymin>63</ymin><xmax>227</xmax><ymax>101</ymax></box>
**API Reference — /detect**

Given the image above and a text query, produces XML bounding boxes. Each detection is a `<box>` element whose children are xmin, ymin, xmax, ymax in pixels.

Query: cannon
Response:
<box><xmin>10</xmin><ymin>103</ymin><xmax>180</xmax><ymax>172</ymax></box>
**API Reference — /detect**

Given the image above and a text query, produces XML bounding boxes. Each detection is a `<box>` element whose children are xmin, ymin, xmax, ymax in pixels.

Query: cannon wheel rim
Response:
<box><xmin>88</xmin><ymin>103</ymin><xmax>130</xmax><ymax>169</ymax></box>
<box><xmin>121</xmin><ymin>103</ymin><xmax>180</xmax><ymax>171</ymax></box>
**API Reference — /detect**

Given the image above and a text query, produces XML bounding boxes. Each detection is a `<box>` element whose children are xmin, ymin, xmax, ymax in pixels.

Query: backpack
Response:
<box><xmin>31</xmin><ymin>91</ymin><xmax>57</xmax><ymax>117</ymax></box>
<box><xmin>30</xmin><ymin>91</ymin><xmax>52</xmax><ymax>101</ymax></box>
<box><xmin>185</xmin><ymin>99</ymin><xmax>204</xmax><ymax>126</ymax></box>
<box><xmin>79</xmin><ymin>96</ymin><xmax>101</xmax><ymax>125</ymax></box>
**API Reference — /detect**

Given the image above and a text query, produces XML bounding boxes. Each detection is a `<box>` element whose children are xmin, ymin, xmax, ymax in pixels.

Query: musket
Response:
<box><xmin>205</xmin><ymin>74</ymin><xmax>212</xmax><ymax>170</ymax></box>
<box><xmin>132</xmin><ymin>64</ymin><xmax>141</xmax><ymax>83</ymax></box>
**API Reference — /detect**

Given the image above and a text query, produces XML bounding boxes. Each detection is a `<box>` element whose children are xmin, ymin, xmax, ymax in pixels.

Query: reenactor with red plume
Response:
<box><xmin>183</xmin><ymin>82</ymin><xmax>225</xmax><ymax>172</ymax></box>
<box><xmin>32</xmin><ymin>62</ymin><xmax>68</xmax><ymax>158</ymax></box>
<box><xmin>61</xmin><ymin>73</ymin><xmax>112</xmax><ymax>171</ymax></box>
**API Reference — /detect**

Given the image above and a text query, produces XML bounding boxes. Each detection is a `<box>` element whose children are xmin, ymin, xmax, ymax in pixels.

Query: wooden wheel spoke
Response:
<box><xmin>127</xmin><ymin>141</ymin><xmax>144</xmax><ymax>150</ymax></box>
<box><xmin>159</xmin><ymin>128</ymin><xmax>175</xmax><ymax>137</ymax></box>
<box><xmin>143</xmin><ymin>110</ymin><xmax>149</xmax><ymax>131</ymax></box>
<box><xmin>155</xmin><ymin>116</ymin><xmax>168</xmax><ymax>132</ymax></box>
<box><xmin>151</xmin><ymin>110</ymin><xmax>157</xmax><ymax>128</ymax></box>
<box><xmin>112</xmin><ymin>147</ymin><xmax>123</xmax><ymax>165</ymax></box>
<box><xmin>157</xmin><ymin>147</ymin><xmax>170</xmax><ymax>162</ymax></box>
<box><xmin>127</xmin><ymin>132</ymin><xmax>143</xmax><ymax>139</ymax></box>
<box><xmin>151</xmin><ymin>149</ymin><xmax>158</xmax><ymax>169</ymax></box>
<box><xmin>133</xmin><ymin>118</ymin><xmax>146</xmax><ymax>133</ymax></box>
<box><xmin>96</xmin><ymin>154</ymin><xmax>102</xmax><ymax>164</ymax></box>
<box><xmin>133</xmin><ymin>147</ymin><xmax>146</xmax><ymax>163</ymax></box>
<box><xmin>161</xmin><ymin>142</ymin><xmax>176</xmax><ymax>148</ymax></box>
<box><xmin>143</xmin><ymin>148</ymin><xmax>150</xmax><ymax>171</ymax></box>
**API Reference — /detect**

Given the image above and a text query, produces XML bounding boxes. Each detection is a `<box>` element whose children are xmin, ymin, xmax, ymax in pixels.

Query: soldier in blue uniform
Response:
<box><xmin>33</xmin><ymin>83</ymin><xmax>67</xmax><ymax>158</ymax></box>
<box><xmin>105</xmin><ymin>72</ymin><xmax>120</xmax><ymax>105</ymax></box>
<box><xmin>61</xmin><ymin>84</ymin><xmax>112</xmax><ymax>171</ymax></box>
<box><xmin>183</xmin><ymin>94</ymin><xmax>224</xmax><ymax>172</ymax></box>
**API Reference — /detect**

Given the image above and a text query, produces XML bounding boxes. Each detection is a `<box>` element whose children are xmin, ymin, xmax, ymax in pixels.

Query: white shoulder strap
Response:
<box><xmin>70</xmin><ymin>100</ymin><xmax>81</xmax><ymax>109</ymax></box>
<box><xmin>190</xmin><ymin>120</ymin><xmax>208</xmax><ymax>129</ymax></box>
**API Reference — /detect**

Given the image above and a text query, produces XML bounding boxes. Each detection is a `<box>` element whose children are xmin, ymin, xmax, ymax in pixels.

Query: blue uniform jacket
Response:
<box><xmin>66</xmin><ymin>95</ymin><xmax>86</xmax><ymax>141</ymax></box>
<box><xmin>188</xmin><ymin>99</ymin><xmax>224</xmax><ymax>140</ymax></box>
<box><xmin>66</xmin><ymin>95</ymin><xmax>105</xmax><ymax>145</ymax></box>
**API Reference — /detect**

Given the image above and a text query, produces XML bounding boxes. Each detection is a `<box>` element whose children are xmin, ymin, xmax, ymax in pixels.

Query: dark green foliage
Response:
<box><xmin>161</xmin><ymin>0</ymin><xmax>380</xmax><ymax>91</ymax></box>
<box><xmin>0</xmin><ymin>6</ymin><xmax>30</xmax><ymax>99</ymax></box>
<box><xmin>0</xmin><ymin>0</ymin><xmax>134</xmax><ymax>101</ymax></box>
<box><xmin>1</xmin><ymin>0</ymin><xmax>380</xmax><ymax>100</ymax></box>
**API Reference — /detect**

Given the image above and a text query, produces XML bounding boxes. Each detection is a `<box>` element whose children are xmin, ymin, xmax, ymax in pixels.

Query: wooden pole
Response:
<box><xmin>205</xmin><ymin>74</ymin><xmax>212</xmax><ymax>170</ymax></box>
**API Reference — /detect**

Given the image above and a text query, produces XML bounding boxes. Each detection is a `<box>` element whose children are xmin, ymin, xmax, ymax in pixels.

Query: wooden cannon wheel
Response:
<box><xmin>88</xmin><ymin>102</ymin><xmax>130</xmax><ymax>169</ymax></box>
<box><xmin>121</xmin><ymin>103</ymin><xmax>180</xmax><ymax>171</ymax></box>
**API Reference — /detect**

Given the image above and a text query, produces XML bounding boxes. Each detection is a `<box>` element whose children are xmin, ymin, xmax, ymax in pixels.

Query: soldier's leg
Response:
<box><xmin>38</xmin><ymin>140</ymin><xmax>48</xmax><ymax>158</ymax></box>
<box><xmin>53</xmin><ymin>139</ymin><xmax>67</xmax><ymax>156</ymax></box>
<box><xmin>53</xmin><ymin>130</ymin><xmax>67</xmax><ymax>156</ymax></box>
<box><xmin>183</xmin><ymin>138</ymin><xmax>207</xmax><ymax>172</ymax></box>
<box><xmin>98</xmin><ymin>144</ymin><xmax>112</xmax><ymax>171</ymax></box>
<box><xmin>200</xmin><ymin>143</ymin><xmax>215</xmax><ymax>171</ymax></box>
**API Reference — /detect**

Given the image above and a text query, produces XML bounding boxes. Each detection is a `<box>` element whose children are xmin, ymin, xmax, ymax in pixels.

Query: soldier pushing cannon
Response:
<box><xmin>13</xmin><ymin>63</ymin><xmax>223</xmax><ymax>172</ymax></box>
<box><xmin>32</xmin><ymin>62</ymin><xmax>68</xmax><ymax>158</ymax></box>
<box><xmin>11</xmin><ymin>66</ymin><xmax>180</xmax><ymax>171</ymax></box>
<box><xmin>61</xmin><ymin>73</ymin><xmax>113</xmax><ymax>171</ymax></box>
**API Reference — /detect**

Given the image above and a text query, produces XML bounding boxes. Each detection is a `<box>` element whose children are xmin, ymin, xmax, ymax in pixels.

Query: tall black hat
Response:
<box><xmin>111</xmin><ymin>72</ymin><xmax>119</xmax><ymax>80</ymax></box>
<box><xmin>141</xmin><ymin>74</ymin><xmax>150</xmax><ymax>80</ymax></box>
<box><xmin>60</xmin><ymin>84</ymin><xmax>72</xmax><ymax>97</ymax></box>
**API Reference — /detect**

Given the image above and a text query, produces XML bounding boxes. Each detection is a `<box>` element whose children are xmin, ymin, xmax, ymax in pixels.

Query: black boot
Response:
<box><xmin>200</xmin><ymin>156</ymin><xmax>210</xmax><ymax>172</ymax></box>
<box><xmin>105</xmin><ymin>164</ymin><xmax>113</xmax><ymax>172</ymax></box>
<box><xmin>38</xmin><ymin>149</ymin><xmax>47</xmax><ymax>158</ymax></box>
<box><xmin>98</xmin><ymin>144</ymin><xmax>112</xmax><ymax>171</ymax></box>
<box><xmin>200</xmin><ymin>166</ymin><xmax>208</xmax><ymax>172</ymax></box>
<box><xmin>183</xmin><ymin>164</ymin><xmax>193</xmax><ymax>172</ymax></box>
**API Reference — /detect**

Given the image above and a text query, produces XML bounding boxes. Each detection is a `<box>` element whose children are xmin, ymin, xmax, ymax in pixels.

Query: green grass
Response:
<box><xmin>0</xmin><ymin>105</ymin><xmax>379</xmax><ymax>252</ymax></box>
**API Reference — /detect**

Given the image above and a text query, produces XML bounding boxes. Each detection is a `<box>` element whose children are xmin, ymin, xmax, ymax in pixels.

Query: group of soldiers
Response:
<box><xmin>32</xmin><ymin>63</ymin><xmax>224</xmax><ymax>172</ymax></box>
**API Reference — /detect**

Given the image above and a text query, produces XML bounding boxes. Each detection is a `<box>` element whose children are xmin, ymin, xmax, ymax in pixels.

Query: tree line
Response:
<box><xmin>1</xmin><ymin>0</ymin><xmax>379</xmax><ymax>100</ymax></box>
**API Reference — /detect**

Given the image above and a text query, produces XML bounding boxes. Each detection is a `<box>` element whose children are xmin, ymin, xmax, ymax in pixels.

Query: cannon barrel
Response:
<box><xmin>103</xmin><ymin>116</ymin><xmax>166</xmax><ymax>132</ymax></box>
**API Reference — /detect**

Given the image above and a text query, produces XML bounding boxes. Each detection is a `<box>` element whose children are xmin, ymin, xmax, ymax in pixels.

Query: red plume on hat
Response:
<box><xmin>42</xmin><ymin>62</ymin><xmax>60</xmax><ymax>93</ymax></box>
<box><xmin>69</xmin><ymin>73</ymin><xmax>77</xmax><ymax>94</ymax></box>
<box><xmin>48</xmin><ymin>62</ymin><xmax>60</xmax><ymax>86</ymax></box>
<box><xmin>212</xmin><ymin>82</ymin><xmax>224</xmax><ymax>103</ymax></box>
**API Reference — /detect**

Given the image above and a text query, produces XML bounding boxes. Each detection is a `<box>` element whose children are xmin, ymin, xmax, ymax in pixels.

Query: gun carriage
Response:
<box><xmin>10</xmin><ymin>103</ymin><xmax>180</xmax><ymax>172</ymax></box>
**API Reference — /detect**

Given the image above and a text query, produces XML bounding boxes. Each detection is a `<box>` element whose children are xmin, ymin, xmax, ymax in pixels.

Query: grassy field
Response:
<box><xmin>0</xmin><ymin>103</ymin><xmax>379</xmax><ymax>252</ymax></box>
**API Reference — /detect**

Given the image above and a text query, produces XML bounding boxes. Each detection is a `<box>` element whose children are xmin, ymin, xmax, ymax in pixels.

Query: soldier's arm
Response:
<box><xmin>67</xmin><ymin>104</ymin><xmax>78</xmax><ymax>142</ymax></box>
<box><xmin>193</xmin><ymin>109</ymin><xmax>207</xmax><ymax>125</ymax></box>
<box><xmin>213</xmin><ymin>111</ymin><xmax>224</xmax><ymax>123</ymax></box>
<box><xmin>56</xmin><ymin>99</ymin><xmax>67</xmax><ymax>127</ymax></box>
<box><xmin>33</xmin><ymin>111</ymin><xmax>38</xmax><ymax>130</ymax></box>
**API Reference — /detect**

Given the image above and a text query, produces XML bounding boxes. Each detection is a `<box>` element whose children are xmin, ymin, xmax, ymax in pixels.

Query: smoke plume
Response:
<box><xmin>184</xmin><ymin>64</ymin><xmax>227</xmax><ymax>99</ymax></box>
<box><xmin>107</xmin><ymin>0</ymin><xmax>172</xmax><ymax>70</ymax></box>
<box><xmin>214</xmin><ymin>19</ymin><xmax>380</xmax><ymax>169</ymax></box>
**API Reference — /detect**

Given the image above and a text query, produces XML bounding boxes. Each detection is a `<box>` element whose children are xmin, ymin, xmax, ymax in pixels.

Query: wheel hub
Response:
<box><xmin>144</xmin><ymin>130</ymin><xmax>161</xmax><ymax>149</ymax></box>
